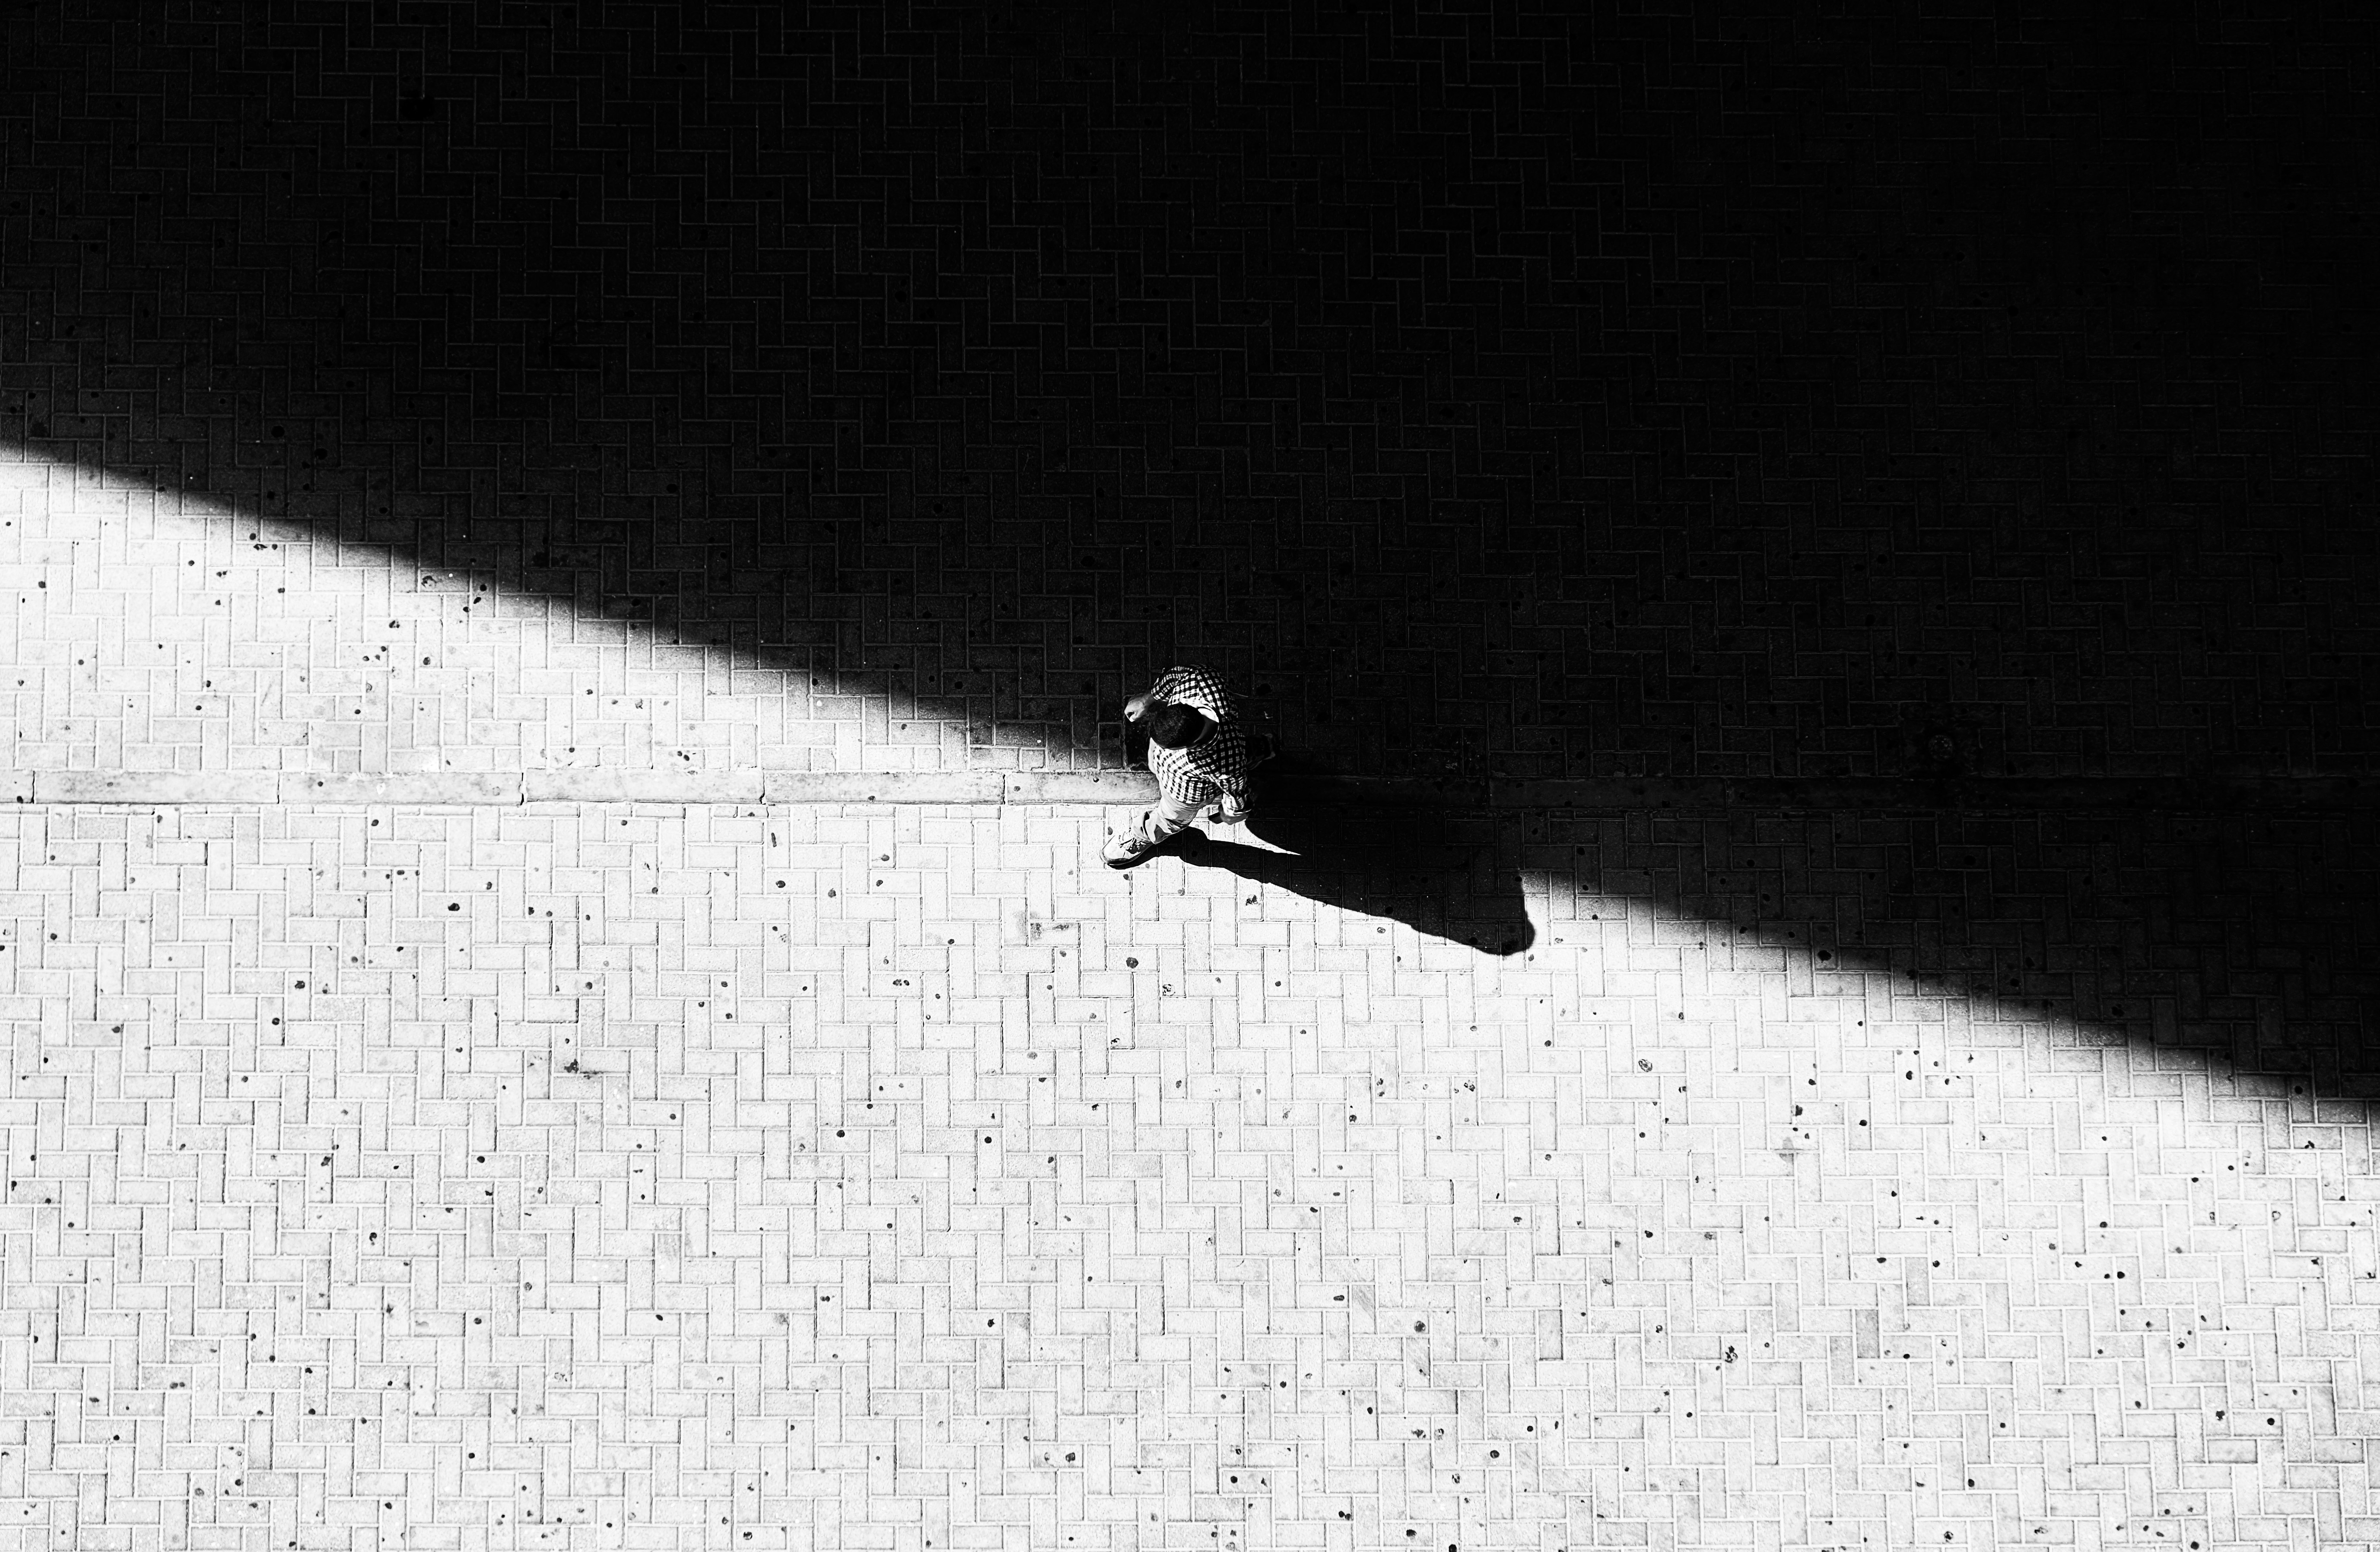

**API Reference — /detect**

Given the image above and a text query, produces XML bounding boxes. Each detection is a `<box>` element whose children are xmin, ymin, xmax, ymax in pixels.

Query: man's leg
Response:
<box><xmin>1214</xmin><ymin>733</ymin><xmax>1272</xmax><ymax>825</ymax></box>
<box><xmin>1147</xmin><ymin>789</ymin><xmax>1209</xmax><ymax>838</ymax></box>
<box><xmin>1104</xmin><ymin>790</ymin><xmax>1209</xmax><ymax>866</ymax></box>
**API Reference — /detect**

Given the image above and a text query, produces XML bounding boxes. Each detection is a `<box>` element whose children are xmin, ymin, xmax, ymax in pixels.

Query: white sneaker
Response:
<box><xmin>1103</xmin><ymin>815</ymin><xmax>1185</xmax><ymax>869</ymax></box>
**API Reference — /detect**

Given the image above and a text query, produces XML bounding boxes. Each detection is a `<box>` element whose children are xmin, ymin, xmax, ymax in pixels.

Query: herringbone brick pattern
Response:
<box><xmin>1</xmin><ymin>804</ymin><xmax>2374</xmax><ymax>1550</ymax></box>
<box><xmin>0</xmin><ymin>460</ymin><xmax>925</xmax><ymax>777</ymax></box>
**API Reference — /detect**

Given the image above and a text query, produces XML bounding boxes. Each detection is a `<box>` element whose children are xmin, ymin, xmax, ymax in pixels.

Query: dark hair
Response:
<box><xmin>1144</xmin><ymin>701</ymin><xmax>1215</xmax><ymax>749</ymax></box>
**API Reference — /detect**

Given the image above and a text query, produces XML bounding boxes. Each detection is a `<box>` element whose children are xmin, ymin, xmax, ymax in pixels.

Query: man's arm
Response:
<box><xmin>1125</xmin><ymin>667</ymin><xmax>1195</xmax><ymax>725</ymax></box>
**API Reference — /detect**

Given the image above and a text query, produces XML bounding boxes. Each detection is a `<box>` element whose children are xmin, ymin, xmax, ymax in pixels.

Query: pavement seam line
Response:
<box><xmin>6</xmin><ymin>772</ymin><xmax>2371</xmax><ymax>812</ymax></box>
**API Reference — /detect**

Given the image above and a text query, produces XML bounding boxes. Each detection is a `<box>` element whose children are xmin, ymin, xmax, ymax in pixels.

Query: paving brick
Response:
<box><xmin>0</xmin><ymin>802</ymin><xmax>2364</xmax><ymax>1550</ymax></box>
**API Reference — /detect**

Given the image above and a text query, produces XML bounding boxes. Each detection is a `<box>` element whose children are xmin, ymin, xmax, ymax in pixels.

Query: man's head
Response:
<box><xmin>1143</xmin><ymin>701</ymin><xmax>1216</xmax><ymax>749</ymax></box>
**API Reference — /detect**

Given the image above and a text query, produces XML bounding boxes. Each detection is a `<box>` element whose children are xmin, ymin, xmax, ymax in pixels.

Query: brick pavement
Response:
<box><xmin>4</xmin><ymin>3</ymin><xmax>2380</xmax><ymax>1549</ymax></box>
<box><xmin>0</xmin><ymin>802</ymin><xmax>2374</xmax><ymax>1549</ymax></box>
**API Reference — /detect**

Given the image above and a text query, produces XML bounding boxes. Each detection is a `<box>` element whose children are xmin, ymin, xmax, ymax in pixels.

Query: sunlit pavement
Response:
<box><xmin>0</xmin><ymin>522</ymin><xmax>2372</xmax><ymax>1546</ymax></box>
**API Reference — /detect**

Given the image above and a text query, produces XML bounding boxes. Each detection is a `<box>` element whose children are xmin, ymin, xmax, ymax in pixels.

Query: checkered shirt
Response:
<box><xmin>1143</xmin><ymin>664</ymin><xmax>1250</xmax><ymax>807</ymax></box>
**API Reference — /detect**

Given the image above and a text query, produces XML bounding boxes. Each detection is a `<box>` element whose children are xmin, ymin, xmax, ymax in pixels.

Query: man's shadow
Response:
<box><xmin>1156</xmin><ymin>785</ymin><xmax>1536</xmax><ymax>958</ymax></box>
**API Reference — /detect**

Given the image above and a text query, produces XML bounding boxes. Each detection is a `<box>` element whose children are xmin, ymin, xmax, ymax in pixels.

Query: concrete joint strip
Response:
<box><xmin>1506</xmin><ymin>777</ymin><xmax>2167</xmax><ymax>812</ymax></box>
<box><xmin>33</xmin><ymin>771</ymin><xmax>270</xmax><ymax>804</ymax></box>
<box><xmin>1503</xmin><ymin>775</ymin><xmax>2380</xmax><ymax>812</ymax></box>
<box><xmin>1490</xmin><ymin>778</ymin><xmax>1732</xmax><ymax>811</ymax></box>
<box><xmin>1265</xmin><ymin>774</ymin><xmax>1495</xmax><ymax>810</ymax></box>
<box><xmin>1977</xmin><ymin>775</ymin><xmax>2377</xmax><ymax>812</ymax></box>
<box><xmin>4</xmin><ymin>770</ymin><xmax>2371</xmax><ymax>811</ymax></box>
<box><xmin>762</xmin><ymin>771</ymin><xmax>1006</xmax><ymax>804</ymax></box>
<box><xmin>281</xmin><ymin>773</ymin><xmax>524</xmax><ymax>805</ymax></box>
<box><xmin>1002</xmin><ymin>771</ymin><xmax>1157</xmax><ymax>805</ymax></box>
<box><xmin>526</xmin><ymin>770</ymin><xmax>764</xmax><ymax>804</ymax></box>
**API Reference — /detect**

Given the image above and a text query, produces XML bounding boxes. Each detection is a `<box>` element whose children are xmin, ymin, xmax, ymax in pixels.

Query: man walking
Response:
<box><xmin>1103</xmin><ymin>663</ymin><xmax>1271</xmax><ymax>869</ymax></box>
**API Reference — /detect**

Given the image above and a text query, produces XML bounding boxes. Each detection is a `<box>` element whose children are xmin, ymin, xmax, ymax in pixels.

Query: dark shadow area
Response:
<box><xmin>1543</xmin><ymin>800</ymin><xmax>2380</xmax><ymax>1100</ymax></box>
<box><xmin>3</xmin><ymin>4</ymin><xmax>2377</xmax><ymax>1079</ymax></box>
<box><xmin>1169</xmin><ymin>805</ymin><xmax>1537</xmax><ymax>958</ymax></box>
<box><xmin>4</xmin><ymin>2</ymin><xmax>2373</xmax><ymax>783</ymax></box>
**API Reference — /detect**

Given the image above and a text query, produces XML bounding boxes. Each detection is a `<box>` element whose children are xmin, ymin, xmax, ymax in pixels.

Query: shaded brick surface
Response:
<box><xmin>2</xmin><ymin>3</ymin><xmax>2375</xmax><ymax>782</ymax></box>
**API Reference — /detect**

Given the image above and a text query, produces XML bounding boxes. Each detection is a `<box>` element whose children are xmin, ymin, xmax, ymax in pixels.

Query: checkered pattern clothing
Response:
<box><xmin>1144</xmin><ymin>664</ymin><xmax>1250</xmax><ymax>807</ymax></box>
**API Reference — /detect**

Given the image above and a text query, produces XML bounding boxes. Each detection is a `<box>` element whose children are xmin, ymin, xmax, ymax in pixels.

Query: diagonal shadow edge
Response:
<box><xmin>4</xmin><ymin>457</ymin><xmax>2378</xmax><ymax>1104</ymax></box>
